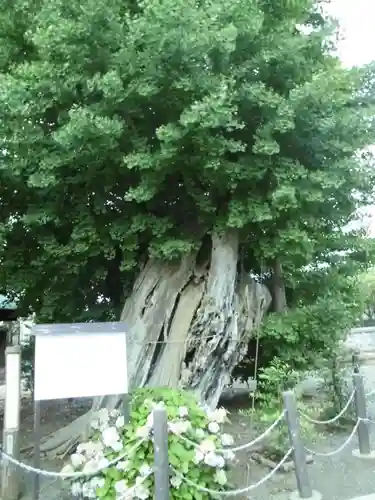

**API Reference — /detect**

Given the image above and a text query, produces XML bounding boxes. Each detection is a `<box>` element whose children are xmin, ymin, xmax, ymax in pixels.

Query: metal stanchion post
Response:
<box><xmin>153</xmin><ymin>406</ymin><xmax>170</xmax><ymax>500</ymax></box>
<box><xmin>352</xmin><ymin>373</ymin><xmax>375</xmax><ymax>459</ymax></box>
<box><xmin>283</xmin><ymin>391</ymin><xmax>322</xmax><ymax>500</ymax></box>
<box><xmin>352</xmin><ymin>350</ymin><xmax>360</xmax><ymax>374</ymax></box>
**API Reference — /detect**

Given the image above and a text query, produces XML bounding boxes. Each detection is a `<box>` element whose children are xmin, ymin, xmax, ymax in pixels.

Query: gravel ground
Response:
<box><xmin>236</xmin><ymin>357</ymin><xmax>375</xmax><ymax>500</ymax></box>
<box><xmin>246</xmin><ymin>427</ymin><xmax>375</xmax><ymax>500</ymax></box>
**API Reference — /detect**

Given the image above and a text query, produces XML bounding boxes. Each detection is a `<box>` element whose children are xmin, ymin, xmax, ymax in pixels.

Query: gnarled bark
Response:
<box><xmin>37</xmin><ymin>229</ymin><xmax>271</xmax><ymax>458</ymax></box>
<box><xmin>272</xmin><ymin>258</ymin><xmax>287</xmax><ymax>313</ymax></box>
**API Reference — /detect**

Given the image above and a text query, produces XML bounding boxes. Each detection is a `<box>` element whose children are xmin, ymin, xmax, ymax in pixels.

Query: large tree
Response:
<box><xmin>0</xmin><ymin>0</ymin><xmax>374</xmax><ymax>454</ymax></box>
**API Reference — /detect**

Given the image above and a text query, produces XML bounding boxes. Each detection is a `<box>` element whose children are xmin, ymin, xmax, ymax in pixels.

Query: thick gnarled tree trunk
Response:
<box><xmin>38</xmin><ymin>229</ymin><xmax>271</xmax><ymax>457</ymax></box>
<box><xmin>272</xmin><ymin>258</ymin><xmax>287</xmax><ymax>313</ymax></box>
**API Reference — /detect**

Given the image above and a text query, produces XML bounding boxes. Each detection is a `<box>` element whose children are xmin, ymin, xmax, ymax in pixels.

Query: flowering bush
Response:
<box><xmin>243</xmin><ymin>361</ymin><xmax>319</xmax><ymax>461</ymax></box>
<box><xmin>63</xmin><ymin>388</ymin><xmax>236</xmax><ymax>499</ymax></box>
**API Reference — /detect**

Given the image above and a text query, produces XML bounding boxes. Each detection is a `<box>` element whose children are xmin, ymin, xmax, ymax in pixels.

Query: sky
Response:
<box><xmin>328</xmin><ymin>0</ymin><xmax>375</xmax><ymax>235</ymax></box>
<box><xmin>330</xmin><ymin>0</ymin><xmax>375</xmax><ymax>68</ymax></box>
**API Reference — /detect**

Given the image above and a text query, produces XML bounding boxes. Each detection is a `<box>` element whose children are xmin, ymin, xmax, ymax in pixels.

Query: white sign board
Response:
<box><xmin>34</xmin><ymin>323</ymin><xmax>128</xmax><ymax>401</ymax></box>
<box><xmin>4</xmin><ymin>348</ymin><xmax>21</xmax><ymax>429</ymax></box>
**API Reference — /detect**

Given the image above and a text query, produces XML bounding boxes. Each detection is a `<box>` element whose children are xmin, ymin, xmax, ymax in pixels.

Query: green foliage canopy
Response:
<box><xmin>0</xmin><ymin>0</ymin><xmax>374</xmax><ymax>321</ymax></box>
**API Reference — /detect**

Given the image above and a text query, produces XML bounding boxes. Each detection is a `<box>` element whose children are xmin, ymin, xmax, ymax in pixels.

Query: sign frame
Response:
<box><xmin>33</xmin><ymin>322</ymin><xmax>128</xmax><ymax>401</ymax></box>
<box><xmin>30</xmin><ymin>321</ymin><xmax>129</xmax><ymax>500</ymax></box>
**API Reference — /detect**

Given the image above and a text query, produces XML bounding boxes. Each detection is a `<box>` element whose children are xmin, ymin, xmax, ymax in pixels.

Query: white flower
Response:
<box><xmin>83</xmin><ymin>459</ymin><xmax>99</xmax><ymax>474</ymax></box>
<box><xmin>98</xmin><ymin>408</ymin><xmax>110</xmax><ymax>424</ymax></box>
<box><xmin>102</xmin><ymin>426</ymin><xmax>120</xmax><ymax>448</ymax></box>
<box><xmin>221</xmin><ymin>433</ymin><xmax>234</xmax><ymax>446</ymax></box>
<box><xmin>90</xmin><ymin>477</ymin><xmax>105</xmax><ymax>489</ymax></box>
<box><xmin>82</xmin><ymin>481</ymin><xmax>96</xmax><ymax>498</ymax></box>
<box><xmin>115</xmin><ymin>479</ymin><xmax>129</xmax><ymax>494</ymax></box>
<box><xmin>204</xmin><ymin>451</ymin><xmax>219</xmax><ymax>467</ymax></box>
<box><xmin>139</xmin><ymin>463</ymin><xmax>153</xmax><ymax>477</ymax></box>
<box><xmin>121</xmin><ymin>491</ymin><xmax>134</xmax><ymax>500</ymax></box>
<box><xmin>196</xmin><ymin>428</ymin><xmax>205</xmax><ymax>439</ymax></box>
<box><xmin>208</xmin><ymin>422</ymin><xmax>220</xmax><ymax>434</ymax></box>
<box><xmin>92</xmin><ymin>441</ymin><xmax>104</xmax><ymax>454</ymax></box>
<box><xmin>98</xmin><ymin>457</ymin><xmax>110</xmax><ymax>470</ymax></box>
<box><xmin>198</xmin><ymin>439</ymin><xmax>216</xmax><ymax>454</ymax></box>
<box><xmin>178</xmin><ymin>406</ymin><xmax>189</xmax><ymax>418</ymax></box>
<box><xmin>207</xmin><ymin>408</ymin><xmax>227</xmax><ymax>424</ymax></box>
<box><xmin>77</xmin><ymin>443</ymin><xmax>86</xmax><ymax>454</ymax></box>
<box><xmin>146</xmin><ymin>413</ymin><xmax>154</xmax><ymax>428</ymax></box>
<box><xmin>200</xmin><ymin>403</ymin><xmax>210</xmax><ymax>413</ymax></box>
<box><xmin>170</xmin><ymin>475</ymin><xmax>182</xmax><ymax>488</ymax></box>
<box><xmin>71</xmin><ymin>482</ymin><xmax>82</xmax><ymax>496</ymax></box>
<box><xmin>71</xmin><ymin>453</ymin><xmax>85</xmax><ymax>469</ymax></box>
<box><xmin>110</xmin><ymin>409</ymin><xmax>120</xmax><ymax>418</ymax></box>
<box><xmin>61</xmin><ymin>464</ymin><xmax>74</xmax><ymax>475</ymax></box>
<box><xmin>204</xmin><ymin>452</ymin><xmax>225</xmax><ymax>468</ymax></box>
<box><xmin>168</xmin><ymin>420</ymin><xmax>191</xmax><ymax>435</ymax></box>
<box><xmin>193</xmin><ymin>449</ymin><xmax>204</xmax><ymax>464</ymax></box>
<box><xmin>136</xmin><ymin>425</ymin><xmax>151</xmax><ymax>439</ymax></box>
<box><xmin>214</xmin><ymin>469</ymin><xmax>227</xmax><ymax>485</ymax></box>
<box><xmin>93</xmin><ymin>409</ymin><xmax>110</xmax><ymax>431</ymax></box>
<box><xmin>117</xmin><ymin>460</ymin><xmax>130</xmax><ymax>470</ymax></box>
<box><xmin>116</xmin><ymin>415</ymin><xmax>125</xmax><ymax>429</ymax></box>
<box><xmin>223</xmin><ymin>449</ymin><xmax>235</xmax><ymax>461</ymax></box>
<box><xmin>91</xmin><ymin>419</ymin><xmax>100</xmax><ymax>430</ymax></box>
<box><xmin>134</xmin><ymin>476</ymin><xmax>150</xmax><ymax>499</ymax></box>
<box><xmin>111</xmin><ymin>440</ymin><xmax>124</xmax><ymax>452</ymax></box>
<box><xmin>78</xmin><ymin>441</ymin><xmax>104</xmax><ymax>458</ymax></box>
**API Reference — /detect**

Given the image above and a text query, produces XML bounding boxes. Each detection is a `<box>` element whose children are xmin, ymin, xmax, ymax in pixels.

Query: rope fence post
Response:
<box><xmin>1</xmin><ymin>346</ymin><xmax>22</xmax><ymax>500</ymax></box>
<box><xmin>352</xmin><ymin>373</ymin><xmax>375</xmax><ymax>459</ymax></box>
<box><xmin>352</xmin><ymin>349</ymin><xmax>360</xmax><ymax>374</ymax></box>
<box><xmin>153</xmin><ymin>405</ymin><xmax>170</xmax><ymax>500</ymax></box>
<box><xmin>282</xmin><ymin>391</ymin><xmax>321</xmax><ymax>500</ymax></box>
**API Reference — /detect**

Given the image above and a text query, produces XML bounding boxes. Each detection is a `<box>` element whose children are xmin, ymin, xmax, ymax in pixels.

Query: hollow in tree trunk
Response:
<box><xmin>37</xmin><ymin>229</ymin><xmax>271</xmax><ymax>458</ymax></box>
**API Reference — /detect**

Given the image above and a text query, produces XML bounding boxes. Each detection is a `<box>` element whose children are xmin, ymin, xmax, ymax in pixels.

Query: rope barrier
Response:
<box><xmin>365</xmin><ymin>388</ymin><xmax>375</xmax><ymax>399</ymax></box>
<box><xmin>129</xmin><ymin>337</ymin><xmax>218</xmax><ymax>345</ymax></box>
<box><xmin>173</xmin><ymin>410</ymin><xmax>285</xmax><ymax>453</ymax></box>
<box><xmin>298</xmin><ymin>389</ymin><xmax>355</xmax><ymax>425</ymax></box>
<box><xmin>0</xmin><ymin>438</ymin><xmax>145</xmax><ymax>479</ymax></box>
<box><xmin>2</xmin><ymin>372</ymin><xmax>375</xmax><ymax>498</ymax></box>
<box><xmin>0</xmin><ymin>433</ymin><xmax>293</xmax><ymax>498</ymax></box>
<box><xmin>171</xmin><ymin>448</ymin><xmax>293</xmax><ymax>496</ymax></box>
<box><xmin>304</xmin><ymin>419</ymin><xmax>360</xmax><ymax>457</ymax></box>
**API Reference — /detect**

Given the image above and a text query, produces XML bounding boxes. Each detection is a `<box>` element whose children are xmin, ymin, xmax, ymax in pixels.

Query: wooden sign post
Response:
<box><xmin>1</xmin><ymin>346</ymin><xmax>22</xmax><ymax>500</ymax></box>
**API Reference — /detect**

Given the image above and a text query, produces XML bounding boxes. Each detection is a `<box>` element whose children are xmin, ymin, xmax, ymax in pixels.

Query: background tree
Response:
<box><xmin>0</xmin><ymin>0</ymin><xmax>374</xmax><ymax>455</ymax></box>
